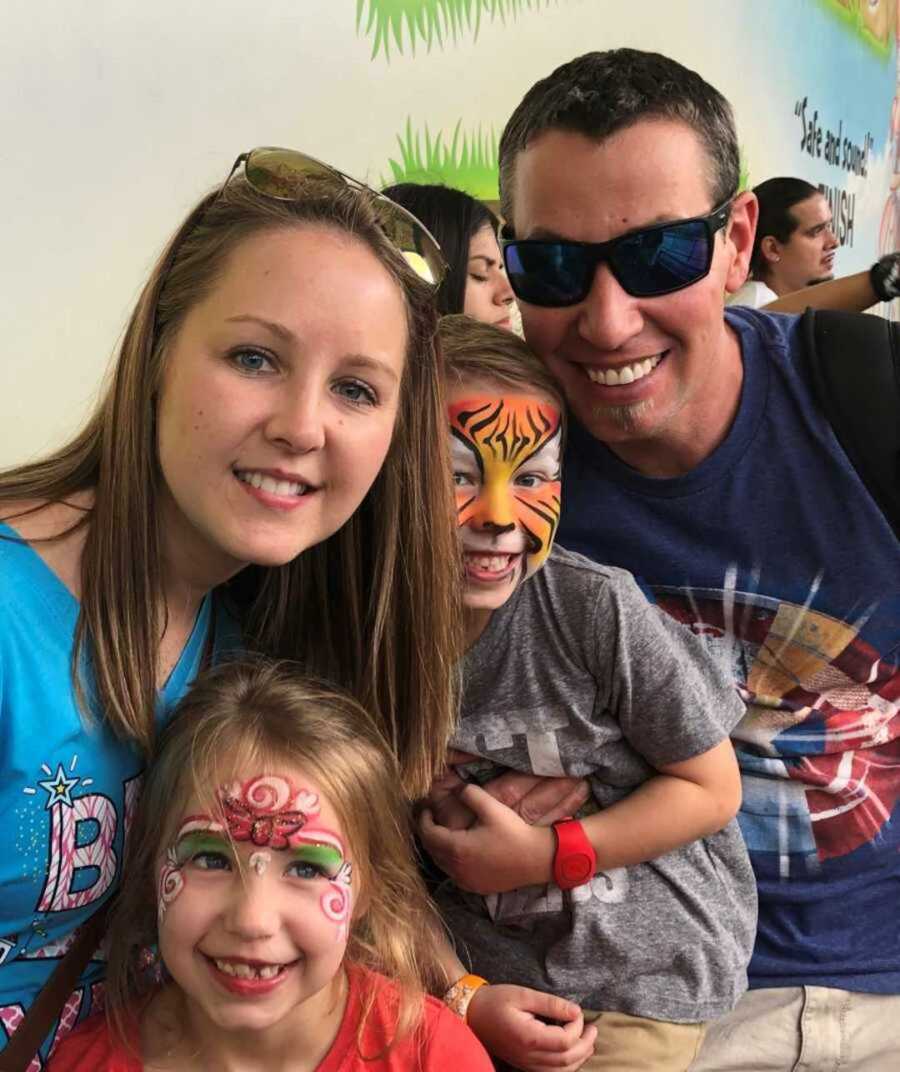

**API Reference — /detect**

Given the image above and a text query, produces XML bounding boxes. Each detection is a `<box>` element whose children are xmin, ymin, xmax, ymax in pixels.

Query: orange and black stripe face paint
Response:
<box><xmin>449</xmin><ymin>393</ymin><xmax>562</xmax><ymax>578</ymax></box>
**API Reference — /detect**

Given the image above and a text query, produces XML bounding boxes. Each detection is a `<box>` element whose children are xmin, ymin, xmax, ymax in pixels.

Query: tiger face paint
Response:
<box><xmin>448</xmin><ymin>388</ymin><xmax>561</xmax><ymax>616</ymax></box>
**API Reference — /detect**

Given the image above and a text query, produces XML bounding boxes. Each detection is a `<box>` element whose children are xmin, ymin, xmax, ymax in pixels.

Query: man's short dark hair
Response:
<box><xmin>498</xmin><ymin>49</ymin><xmax>740</xmax><ymax>222</ymax></box>
<box><xmin>749</xmin><ymin>177</ymin><xmax>820</xmax><ymax>276</ymax></box>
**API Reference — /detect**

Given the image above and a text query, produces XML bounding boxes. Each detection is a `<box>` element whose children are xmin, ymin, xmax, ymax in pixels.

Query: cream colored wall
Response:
<box><xmin>1</xmin><ymin>1</ymin><xmax>892</xmax><ymax>467</ymax></box>
<box><xmin>1</xmin><ymin>1</ymin><xmax>364</xmax><ymax>467</ymax></box>
<box><xmin>0</xmin><ymin>0</ymin><xmax>744</xmax><ymax>467</ymax></box>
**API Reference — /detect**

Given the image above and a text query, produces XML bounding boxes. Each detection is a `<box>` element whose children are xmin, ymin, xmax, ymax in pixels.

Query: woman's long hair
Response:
<box><xmin>382</xmin><ymin>183</ymin><xmax>500</xmax><ymax>317</ymax></box>
<box><xmin>107</xmin><ymin>660</ymin><xmax>451</xmax><ymax>1052</ymax></box>
<box><xmin>0</xmin><ymin>176</ymin><xmax>461</xmax><ymax>797</ymax></box>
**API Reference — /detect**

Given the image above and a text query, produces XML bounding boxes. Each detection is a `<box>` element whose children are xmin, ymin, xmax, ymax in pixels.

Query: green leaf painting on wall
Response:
<box><xmin>382</xmin><ymin>118</ymin><xmax>500</xmax><ymax>199</ymax></box>
<box><xmin>357</xmin><ymin>0</ymin><xmax>559</xmax><ymax>60</ymax></box>
<box><xmin>739</xmin><ymin>149</ymin><xmax>750</xmax><ymax>193</ymax></box>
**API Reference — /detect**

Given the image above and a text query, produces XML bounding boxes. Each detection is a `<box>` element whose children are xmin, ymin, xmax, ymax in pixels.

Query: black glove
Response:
<box><xmin>869</xmin><ymin>252</ymin><xmax>900</xmax><ymax>302</ymax></box>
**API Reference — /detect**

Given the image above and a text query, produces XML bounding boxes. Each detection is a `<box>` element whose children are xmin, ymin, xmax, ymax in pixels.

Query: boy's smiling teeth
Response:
<box><xmin>213</xmin><ymin>957</ymin><xmax>285</xmax><ymax>980</ymax></box>
<box><xmin>466</xmin><ymin>552</ymin><xmax>516</xmax><ymax>572</ymax></box>
<box><xmin>585</xmin><ymin>353</ymin><xmax>662</xmax><ymax>386</ymax></box>
<box><xmin>235</xmin><ymin>470</ymin><xmax>308</xmax><ymax>496</ymax></box>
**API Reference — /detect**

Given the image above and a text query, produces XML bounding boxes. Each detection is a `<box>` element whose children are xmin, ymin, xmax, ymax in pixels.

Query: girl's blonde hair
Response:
<box><xmin>107</xmin><ymin>658</ymin><xmax>450</xmax><ymax>1052</ymax></box>
<box><xmin>0</xmin><ymin>174</ymin><xmax>460</xmax><ymax>796</ymax></box>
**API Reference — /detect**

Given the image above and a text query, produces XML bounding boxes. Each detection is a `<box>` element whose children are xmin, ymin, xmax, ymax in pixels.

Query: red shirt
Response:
<box><xmin>47</xmin><ymin>967</ymin><xmax>492</xmax><ymax>1071</ymax></box>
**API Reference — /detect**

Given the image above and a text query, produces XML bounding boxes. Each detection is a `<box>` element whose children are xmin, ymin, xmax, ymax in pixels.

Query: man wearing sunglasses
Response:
<box><xmin>495</xmin><ymin>48</ymin><xmax>900</xmax><ymax>1072</ymax></box>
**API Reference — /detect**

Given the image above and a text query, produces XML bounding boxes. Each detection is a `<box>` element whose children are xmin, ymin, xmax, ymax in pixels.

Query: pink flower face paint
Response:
<box><xmin>157</xmin><ymin>847</ymin><xmax>184</xmax><ymax>924</ymax></box>
<box><xmin>157</xmin><ymin>818</ymin><xmax>226</xmax><ymax>924</ymax></box>
<box><xmin>157</xmin><ymin>774</ymin><xmax>353</xmax><ymax>935</ymax></box>
<box><xmin>221</xmin><ymin>774</ymin><xmax>320</xmax><ymax>849</ymax></box>
<box><xmin>287</xmin><ymin>830</ymin><xmax>354</xmax><ymax>940</ymax></box>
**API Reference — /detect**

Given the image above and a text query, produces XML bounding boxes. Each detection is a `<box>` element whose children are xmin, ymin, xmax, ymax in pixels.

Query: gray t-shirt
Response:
<box><xmin>435</xmin><ymin>546</ymin><xmax>757</xmax><ymax>1023</ymax></box>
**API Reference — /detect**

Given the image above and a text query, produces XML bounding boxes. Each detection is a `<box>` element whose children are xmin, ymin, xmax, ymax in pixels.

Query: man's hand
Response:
<box><xmin>420</xmin><ymin>784</ymin><xmax>555</xmax><ymax>893</ymax></box>
<box><xmin>466</xmin><ymin>984</ymin><xmax>597</xmax><ymax>1072</ymax></box>
<box><xmin>425</xmin><ymin>750</ymin><xmax>591</xmax><ymax>831</ymax></box>
<box><xmin>426</xmin><ymin>751</ymin><xmax>479</xmax><ymax>831</ymax></box>
<box><xmin>480</xmin><ymin>768</ymin><xmax>590</xmax><ymax>827</ymax></box>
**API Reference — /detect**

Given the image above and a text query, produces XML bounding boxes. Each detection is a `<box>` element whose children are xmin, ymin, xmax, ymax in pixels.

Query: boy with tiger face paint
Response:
<box><xmin>425</xmin><ymin>316</ymin><xmax>755</xmax><ymax>1072</ymax></box>
<box><xmin>449</xmin><ymin>384</ymin><xmax>562</xmax><ymax>641</ymax></box>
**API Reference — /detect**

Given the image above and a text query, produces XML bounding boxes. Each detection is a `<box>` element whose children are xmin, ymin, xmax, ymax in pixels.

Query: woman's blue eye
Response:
<box><xmin>515</xmin><ymin>474</ymin><xmax>541</xmax><ymax>488</ymax></box>
<box><xmin>453</xmin><ymin>472</ymin><xmax>475</xmax><ymax>486</ymax></box>
<box><xmin>233</xmin><ymin>349</ymin><xmax>274</xmax><ymax>374</ymax></box>
<box><xmin>335</xmin><ymin>380</ymin><xmax>377</xmax><ymax>406</ymax></box>
<box><xmin>193</xmin><ymin>851</ymin><xmax>231</xmax><ymax>871</ymax></box>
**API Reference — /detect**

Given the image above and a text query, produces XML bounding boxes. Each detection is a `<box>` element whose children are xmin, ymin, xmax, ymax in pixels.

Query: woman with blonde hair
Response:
<box><xmin>0</xmin><ymin>149</ymin><xmax>460</xmax><ymax>1066</ymax></box>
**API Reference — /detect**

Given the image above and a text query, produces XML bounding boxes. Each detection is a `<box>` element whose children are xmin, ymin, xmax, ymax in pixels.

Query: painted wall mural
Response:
<box><xmin>355</xmin><ymin>0</ymin><xmax>898</xmax><ymax>295</ymax></box>
<box><xmin>818</xmin><ymin>0</ymin><xmax>895</xmax><ymax>55</ymax></box>
<box><xmin>4</xmin><ymin>0</ymin><xmax>899</xmax><ymax>465</ymax></box>
<box><xmin>382</xmin><ymin>119</ymin><xmax>500</xmax><ymax>198</ymax></box>
<box><xmin>357</xmin><ymin>0</ymin><xmax>561</xmax><ymax>59</ymax></box>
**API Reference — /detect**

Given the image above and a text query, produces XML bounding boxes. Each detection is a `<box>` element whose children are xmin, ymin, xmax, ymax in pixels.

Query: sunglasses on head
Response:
<box><xmin>500</xmin><ymin>198</ymin><xmax>734</xmax><ymax>307</ymax></box>
<box><xmin>222</xmin><ymin>147</ymin><xmax>448</xmax><ymax>287</ymax></box>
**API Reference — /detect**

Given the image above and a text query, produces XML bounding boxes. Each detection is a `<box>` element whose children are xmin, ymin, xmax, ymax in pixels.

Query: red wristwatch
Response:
<box><xmin>552</xmin><ymin>818</ymin><xmax>596</xmax><ymax>890</ymax></box>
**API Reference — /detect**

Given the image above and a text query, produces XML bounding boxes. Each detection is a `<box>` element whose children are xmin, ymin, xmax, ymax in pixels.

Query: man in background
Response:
<box><xmin>728</xmin><ymin>177</ymin><xmax>838</xmax><ymax>306</ymax></box>
<box><xmin>727</xmin><ymin>176</ymin><xmax>900</xmax><ymax>313</ymax></box>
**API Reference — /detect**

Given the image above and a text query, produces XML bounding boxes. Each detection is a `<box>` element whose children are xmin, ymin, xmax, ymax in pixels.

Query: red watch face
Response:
<box><xmin>559</xmin><ymin>852</ymin><xmax>593</xmax><ymax>885</ymax></box>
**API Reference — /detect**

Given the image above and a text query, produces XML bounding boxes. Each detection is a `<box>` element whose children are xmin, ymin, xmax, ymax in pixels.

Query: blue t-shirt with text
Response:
<box><xmin>0</xmin><ymin>524</ymin><xmax>237</xmax><ymax>1062</ymax></box>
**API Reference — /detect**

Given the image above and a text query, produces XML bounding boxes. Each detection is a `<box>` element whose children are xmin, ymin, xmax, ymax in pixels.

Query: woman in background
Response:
<box><xmin>383</xmin><ymin>183</ymin><xmax>516</xmax><ymax>328</ymax></box>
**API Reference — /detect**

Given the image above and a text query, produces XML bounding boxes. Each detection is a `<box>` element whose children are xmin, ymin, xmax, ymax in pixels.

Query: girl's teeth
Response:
<box><xmin>214</xmin><ymin>958</ymin><xmax>282</xmax><ymax>979</ymax></box>
<box><xmin>237</xmin><ymin>471</ymin><xmax>306</xmax><ymax>496</ymax></box>
<box><xmin>586</xmin><ymin>353</ymin><xmax>662</xmax><ymax>386</ymax></box>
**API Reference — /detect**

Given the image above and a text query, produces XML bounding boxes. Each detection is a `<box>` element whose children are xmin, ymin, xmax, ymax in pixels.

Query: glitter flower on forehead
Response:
<box><xmin>449</xmin><ymin>394</ymin><xmax>562</xmax><ymax>575</ymax></box>
<box><xmin>219</xmin><ymin>775</ymin><xmax>320</xmax><ymax>850</ymax></box>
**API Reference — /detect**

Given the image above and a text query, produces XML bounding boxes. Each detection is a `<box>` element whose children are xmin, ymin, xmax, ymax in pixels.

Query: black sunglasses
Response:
<box><xmin>500</xmin><ymin>198</ymin><xmax>733</xmax><ymax>307</ymax></box>
<box><xmin>222</xmin><ymin>148</ymin><xmax>448</xmax><ymax>286</ymax></box>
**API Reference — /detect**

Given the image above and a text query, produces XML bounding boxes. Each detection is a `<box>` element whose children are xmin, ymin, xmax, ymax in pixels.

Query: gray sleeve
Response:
<box><xmin>594</xmin><ymin>572</ymin><xmax>744</xmax><ymax>769</ymax></box>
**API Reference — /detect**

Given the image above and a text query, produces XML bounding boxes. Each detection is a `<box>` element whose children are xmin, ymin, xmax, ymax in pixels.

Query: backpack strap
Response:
<box><xmin>800</xmin><ymin>307</ymin><xmax>900</xmax><ymax>539</ymax></box>
<box><xmin>0</xmin><ymin>901</ymin><xmax>111</xmax><ymax>1072</ymax></box>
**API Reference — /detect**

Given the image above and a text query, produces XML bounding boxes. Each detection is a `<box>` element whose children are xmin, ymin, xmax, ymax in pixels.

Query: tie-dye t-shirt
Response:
<box><xmin>0</xmin><ymin>524</ymin><xmax>237</xmax><ymax>1064</ymax></box>
<box><xmin>557</xmin><ymin>307</ymin><xmax>900</xmax><ymax>994</ymax></box>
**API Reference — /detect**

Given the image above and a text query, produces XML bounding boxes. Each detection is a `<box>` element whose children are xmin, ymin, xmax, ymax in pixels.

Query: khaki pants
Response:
<box><xmin>579</xmin><ymin>1009</ymin><xmax>708</xmax><ymax>1071</ymax></box>
<box><xmin>689</xmin><ymin>986</ymin><xmax>900</xmax><ymax>1071</ymax></box>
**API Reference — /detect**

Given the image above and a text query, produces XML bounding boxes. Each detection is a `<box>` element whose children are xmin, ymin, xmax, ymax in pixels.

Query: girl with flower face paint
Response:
<box><xmin>47</xmin><ymin>662</ymin><xmax>493</xmax><ymax>1072</ymax></box>
<box><xmin>154</xmin><ymin>771</ymin><xmax>356</xmax><ymax>1040</ymax></box>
